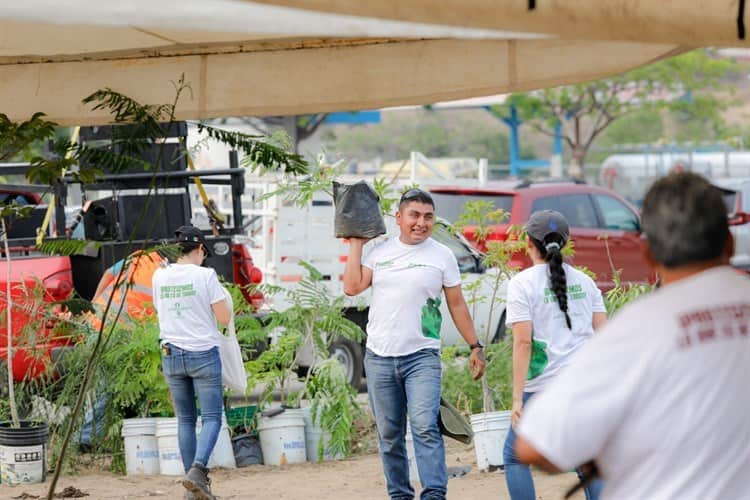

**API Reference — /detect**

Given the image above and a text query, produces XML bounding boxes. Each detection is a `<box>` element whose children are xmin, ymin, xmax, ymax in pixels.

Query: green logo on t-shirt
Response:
<box><xmin>543</xmin><ymin>284</ymin><xmax>586</xmax><ymax>304</ymax></box>
<box><xmin>160</xmin><ymin>283</ymin><xmax>197</xmax><ymax>299</ymax></box>
<box><xmin>421</xmin><ymin>297</ymin><xmax>442</xmax><ymax>340</ymax></box>
<box><xmin>375</xmin><ymin>260</ymin><xmax>396</xmax><ymax>269</ymax></box>
<box><xmin>527</xmin><ymin>338</ymin><xmax>549</xmax><ymax>380</ymax></box>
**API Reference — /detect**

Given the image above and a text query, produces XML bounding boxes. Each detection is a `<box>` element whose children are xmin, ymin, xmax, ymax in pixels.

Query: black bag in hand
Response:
<box><xmin>333</xmin><ymin>181</ymin><xmax>387</xmax><ymax>239</ymax></box>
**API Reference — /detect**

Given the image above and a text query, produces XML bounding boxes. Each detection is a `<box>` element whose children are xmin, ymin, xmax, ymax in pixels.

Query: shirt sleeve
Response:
<box><xmin>517</xmin><ymin>323</ymin><xmax>642</xmax><ymax>470</ymax></box>
<box><xmin>362</xmin><ymin>241</ymin><xmax>381</xmax><ymax>270</ymax></box>
<box><xmin>505</xmin><ymin>276</ymin><xmax>531</xmax><ymax>324</ymax></box>
<box><xmin>589</xmin><ymin>278</ymin><xmax>607</xmax><ymax>313</ymax></box>
<box><xmin>442</xmin><ymin>249</ymin><xmax>461</xmax><ymax>287</ymax></box>
<box><xmin>206</xmin><ymin>269</ymin><xmax>226</xmax><ymax>305</ymax></box>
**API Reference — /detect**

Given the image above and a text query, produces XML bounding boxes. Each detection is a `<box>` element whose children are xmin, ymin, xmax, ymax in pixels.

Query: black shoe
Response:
<box><xmin>182</xmin><ymin>464</ymin><xmax>216</xmax><ymax>500</ymax></box>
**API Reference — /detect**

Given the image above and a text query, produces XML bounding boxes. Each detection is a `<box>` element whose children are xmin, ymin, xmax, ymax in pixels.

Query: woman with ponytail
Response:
<box><xmin>502</xmin><ymin>210</ymin><xmax>607</xmax><ymax>500</ymax></box>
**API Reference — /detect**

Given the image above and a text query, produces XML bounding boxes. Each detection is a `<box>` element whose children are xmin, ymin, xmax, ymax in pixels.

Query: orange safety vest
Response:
<box><xmin>88</xmin><ymin>251</ymin><xmax>165</xmax><ymax>330</ymax></box>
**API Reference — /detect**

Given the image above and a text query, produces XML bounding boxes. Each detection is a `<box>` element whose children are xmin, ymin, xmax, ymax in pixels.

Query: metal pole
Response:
<box><xmin>229</xmin><ymin>150</ymin><xmax>243</xmax><ymax>231</ymax></box>
<box><xmin>53</xmin><ymin>182</ymin><xmax>67</xmax><ymax>238</ymax></box>
<box><xmin>502</xmin><ymin>105</ymin><xmax>521</xmax><ymax>177</ymax></box>
<box><xmin>478</xmin><ymin>158</ymin><xmax>488</xmax><ymax>186</ymax></box>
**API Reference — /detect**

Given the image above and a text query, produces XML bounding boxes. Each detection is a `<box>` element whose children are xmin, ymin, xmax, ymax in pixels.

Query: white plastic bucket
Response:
<box><xmin>121</xmin><ymin>418</ymin><xmax>160</xmax><ymax>475</ymax></box>
<box><xmin>405</xmin><ymin>428</ymin><xmax>419</xmax><ymax>484</ymax></box>
<box><xmin>0</xmin><ymin>422</ymin><xmax>48</xmax><ymax>485</ymax></box>
<box><xmin>257</xmin><ymin>409</ymin><xmax>306</xmax><ymax>466</ymax></box>
<box><xmin>155</xmin><ymin>418</ymin><xmax>183</xmax><ymax>476</ymax></box>
<box><xmin>302</xmin><ymin>407</ymin><xmax>342</xmax><ymax>462</ymax></box>
<box><xmin>196</xmin><ymin>414</ymin><xmax>236</xmax><ymax>469</ymax></box>
<box><xmin>156</xmin><ymin>415</ymin><xmax>236</xmax><ymax>476</ymax></box>
<box><xmin>470</xmin><ymin>411</ymin><xmax>511</xmax><ymax>471</ymax></box>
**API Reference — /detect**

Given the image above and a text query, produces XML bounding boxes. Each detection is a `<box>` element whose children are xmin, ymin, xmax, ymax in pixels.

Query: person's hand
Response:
<box><xmin>511</xmin><ymin>398</ymin><xmax>523</xmax><ymax>428</ymax></box>
<box><xmin>469</xmin><ymin>347</ymin><xmax>485</xmax><ymax>380</ymax></box>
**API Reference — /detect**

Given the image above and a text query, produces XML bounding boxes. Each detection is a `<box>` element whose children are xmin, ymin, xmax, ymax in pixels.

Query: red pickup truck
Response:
<box><xmin>429</xmin><ymin>179</ymin><xmax>655</xmax><ymax>290</ymax></box>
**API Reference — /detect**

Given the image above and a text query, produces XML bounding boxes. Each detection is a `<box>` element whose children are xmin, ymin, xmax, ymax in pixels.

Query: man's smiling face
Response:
<box><xmin>396</xmin><ymin>201</ymin><xmax>435</xmax><ymax>245</ymax></box>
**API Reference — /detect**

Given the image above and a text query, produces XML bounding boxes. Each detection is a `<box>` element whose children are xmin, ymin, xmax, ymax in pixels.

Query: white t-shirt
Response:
<box><xmin>362</xmin><ymin>237</ymin><xmax>461</xmax><ymax>357</ymax></box>
<box><xmin>518</xmin><ymin>266</ymin><xmax>750</xmax><ymax>500</ymax></box>
<box><xmin>152</xmin><ymin>263</ymin><xmax>226</xmax><ymax>351</ymax></box>
<box><xmin>505</xmin><ymin>263</ymin><xmax>606</xmax><ymax>392</ymax></box>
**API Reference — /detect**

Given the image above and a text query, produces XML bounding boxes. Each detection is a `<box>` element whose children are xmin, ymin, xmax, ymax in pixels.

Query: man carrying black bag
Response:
<box><xmin>343</xmin><ymin>188</ymin><xmax>485</xmax><ymax>500</ymax></box>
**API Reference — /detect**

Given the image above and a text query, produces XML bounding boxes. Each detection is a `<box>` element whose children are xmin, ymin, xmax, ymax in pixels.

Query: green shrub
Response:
<box><xmin>441</xmin><ymin>340</ymin><xmax>513</xmax><ymax>415</ymax></box>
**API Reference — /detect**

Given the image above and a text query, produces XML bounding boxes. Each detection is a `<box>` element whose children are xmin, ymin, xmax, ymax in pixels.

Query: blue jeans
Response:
<box><xmin>503</xmin><ymin>392</ymin><xmax>603</xmax><ymax>500</ymax></box>
<box><xmin>162</xmin><ymin>344</ymin><xmax>223</xmax><ymax>472</ymax></box>
<box><xmin>365</xmin><ymin>348</ymin><xmax>446</xmax><ymax>500</ymax></box>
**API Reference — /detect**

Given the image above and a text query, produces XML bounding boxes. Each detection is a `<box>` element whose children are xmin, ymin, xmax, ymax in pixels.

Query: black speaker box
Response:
<box><xmin>6</xmin><ymin>206</ymin><xmax>49</xmax><ymax>240</ymax></box>
<box><xmin>83</xmin><ymin>193</ymin><xmax>191</xmax><ymax>241</ymax></box>
<box><xmin>118</xmin><ymin>193</ymin><xmax>191</xmax><ymax>240</ymax></box>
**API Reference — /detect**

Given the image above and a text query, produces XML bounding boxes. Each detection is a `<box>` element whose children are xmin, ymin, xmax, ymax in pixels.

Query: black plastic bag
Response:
<box><xmin>231</xmin><ymin>433</ymin><xmax>264</xmax><ymax>466</ymax></box>
<box><xmin>333</xmin><ymin>181</ymin><xmax>387</xmax><ymax>239</ymax></box>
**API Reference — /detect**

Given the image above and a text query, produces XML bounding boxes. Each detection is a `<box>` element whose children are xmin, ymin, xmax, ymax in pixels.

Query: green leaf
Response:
<box><xmin>54</xmin><ymin>297</ymin><xmax>95</xmax><ymax>316</ymax></box>
<box><xmin>82</xmin><ymin>88</ymin><xmax>174</xmax><ymax>129</ymax></box>
<box><xmin>0</xmin><ymin>203</ymin><xmax>35</xmax><ymax>220</ymax></box>
<box><xmin>197</xmin><ymin>123</ymin><xmax>308</xmax><ymax>175</ymax></box>
<box><xmin>0</xmin><ymin>112</ymin><xmax>57</xmax><ymax>162</ymax></box>
<box><xmin>38</xmin><ymin>239</ymin><xmax>99</xmax><ymax>257</ymax></box>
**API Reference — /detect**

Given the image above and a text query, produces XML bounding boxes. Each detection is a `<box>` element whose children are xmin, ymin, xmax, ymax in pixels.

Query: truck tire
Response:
<box><xmin>329</xmin><ymin>338</ymin><xmax>364</xmax><ymax>390</ymax></box>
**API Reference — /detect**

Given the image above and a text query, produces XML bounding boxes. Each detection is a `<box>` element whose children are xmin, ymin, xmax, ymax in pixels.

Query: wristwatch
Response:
<box><xmin>469</xmin><ymin>341</ymin><xmax>484</xmax><ymax>350</ymax></box>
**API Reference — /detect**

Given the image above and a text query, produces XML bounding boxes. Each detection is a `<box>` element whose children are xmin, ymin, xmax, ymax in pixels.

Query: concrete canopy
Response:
<box><xmin>0</xmin><ymin>0</ymin><xmax>694</xmax><ymax>125</ymax></box>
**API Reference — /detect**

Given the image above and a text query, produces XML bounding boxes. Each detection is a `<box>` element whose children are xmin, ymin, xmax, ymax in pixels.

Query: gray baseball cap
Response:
<box><xmin>525</xmin><ymin>210</ymin><xmax>570</xmax><ymax>244</ymax></box>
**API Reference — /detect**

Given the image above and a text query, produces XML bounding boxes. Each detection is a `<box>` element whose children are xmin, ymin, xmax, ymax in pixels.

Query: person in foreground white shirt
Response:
<box><xmin>515</xmin><ymin>172</ymin><xmax>750</xmax><ymax>499</ymax></box>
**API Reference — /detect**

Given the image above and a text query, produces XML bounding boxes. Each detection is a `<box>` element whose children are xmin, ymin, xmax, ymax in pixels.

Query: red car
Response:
<box><xmin>430</xmin><ymin>179</ymin><xmax>654</xmax><ymax>290</ymax></box>
<box><xmin>0</xmin><ymin>254</ymin><xmax>74</xmax><ymax>383</ymax></box>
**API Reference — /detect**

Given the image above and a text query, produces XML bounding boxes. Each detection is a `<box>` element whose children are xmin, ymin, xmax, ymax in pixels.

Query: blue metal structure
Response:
<box><xmin>488</xmin><ymin>105</ymin><xmax>563</xmax><ymax>176</ymax></box>
<box><xmin>325</xmin><ymin>110</ymin><xmax>382</xmax><ymax>124</ymax></box>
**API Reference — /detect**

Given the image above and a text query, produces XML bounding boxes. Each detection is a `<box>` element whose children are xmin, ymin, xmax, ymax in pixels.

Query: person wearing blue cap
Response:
<box><xmin>502</xmin><ymin>210</ymin><xmax>607</xmax><ymax>500</ymax></box>
<box><xmin>152</xmin><ymin>225</ymin><xmax>231</xmax><ymax>500</ymax></box>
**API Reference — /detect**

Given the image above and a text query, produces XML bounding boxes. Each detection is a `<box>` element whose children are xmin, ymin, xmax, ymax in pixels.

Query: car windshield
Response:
<box><xmin>718</xmin><ymin>188</ymin><xmax>739</xmax><ymax>214</ymax></box>
<box><xmin>431</xmin><ymin>221</ymin><xmax>481</xmax><ymax>274</ymax></box>
<box><xmin>430</xmin><ymin>192</ymin><xmax>513</xmax><ymax>223</ymax></box>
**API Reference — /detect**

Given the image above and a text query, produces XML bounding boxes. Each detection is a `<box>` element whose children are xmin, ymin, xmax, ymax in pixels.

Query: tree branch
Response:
<box><xmin>582</xmin><ymin>81</ymin><xmax>623</xmax><ymax>150</ymax></box>
<box><xmin>297</xmin><ymin>113</ymin><xmax>328</xmax><ymax>142</ymax></box>
<box><xmin>584</xmin><ymin>114</ymin><xmax>618</xmax><ymax>151</ymax></box>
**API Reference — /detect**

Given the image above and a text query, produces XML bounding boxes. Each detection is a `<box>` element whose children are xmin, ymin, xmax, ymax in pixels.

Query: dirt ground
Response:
<box><xmin>0</xmin><ymin>443</ymin><xmax>584</xmax><ymax>500</ymax></box>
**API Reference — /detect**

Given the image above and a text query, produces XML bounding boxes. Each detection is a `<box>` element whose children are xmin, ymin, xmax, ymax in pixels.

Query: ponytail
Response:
<box><xmin>532</xmin><ymin>236</ymin><xmax>572</xmax><ymax>329</ymax></box>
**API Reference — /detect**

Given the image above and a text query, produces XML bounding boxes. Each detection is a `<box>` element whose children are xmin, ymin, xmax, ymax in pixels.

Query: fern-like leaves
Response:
<box><xmin>38</xmin><ymin>239</ymin><xmax>99</xmax><ymax>257</ymax></box>
<box><xmin>196</xmin><ymin>123</ymin><xmax>308</xmax><ymax>175</ymax></box>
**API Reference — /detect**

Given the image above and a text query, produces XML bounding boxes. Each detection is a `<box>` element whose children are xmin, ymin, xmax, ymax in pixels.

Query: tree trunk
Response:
<box><xmin>481</xmin><ymin>375</ymin><xmax>493</xmax><ymax>414</ymax></box>
<box><xmin>2</xmin><ymin>218</ymin><xmax>20</xmax><ymax>427</ymax></box>
<box><xmin>568</xmin><ymin>146</ymin><xmax>586</xmax><ymax>179</ymax></box>
<box><xmin>282</xmin><ymin>116</ymin><xmax>299</xmax><ymax>154</ymax></box>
